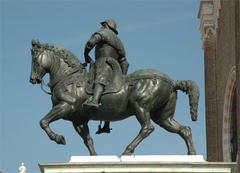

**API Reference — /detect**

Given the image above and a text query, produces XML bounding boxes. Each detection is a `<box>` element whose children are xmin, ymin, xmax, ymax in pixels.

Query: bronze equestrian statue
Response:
<box><xmin>83</xmin><ymin>19</ymin><xmax>129</xmax><ymax>134</ymax></box>
<box><xmin>29</xmin><ymin>25</ymin><xmax>199</xmax><ymax>156</ymax></box>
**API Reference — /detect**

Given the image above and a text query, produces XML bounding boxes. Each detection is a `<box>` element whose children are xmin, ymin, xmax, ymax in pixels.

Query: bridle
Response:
<box><xmin>33</xmin><ymin>49</ymin><xmax>52</xmax><ymax>95</ymax></box>
<box><xmin>41</xmin><ymin>79</ymin><xmax>52</xmax><ymax>95</ymax></box>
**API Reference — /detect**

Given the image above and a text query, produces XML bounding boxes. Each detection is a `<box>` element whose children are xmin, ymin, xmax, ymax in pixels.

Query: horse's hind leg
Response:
<box><xmin>152</xmin><ymin>92</ymin><xmax>196</xmax><ymax>155</ymax></box>
<box><xmin>40</xmin><ymin>102</ymin><xmax>73</xmax><ymax>145</ymax></box>
<box><xmin>122</xmin><ymin>104</ymin><xmax>154</xmax><ymax>155</ymax></box>
<box><xmin>160</xmin><ymin>118</ymin><xmax>196</xmax><ymax>155</ymax></box>
<box><xmin>73</xmin><ymin>121</ymin><xmax>97</xmax><ymax>155</ymax></box>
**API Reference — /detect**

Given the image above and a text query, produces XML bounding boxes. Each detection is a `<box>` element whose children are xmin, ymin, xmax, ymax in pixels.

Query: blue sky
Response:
<box><xmin>0</xmin><ymin>0</ymin><xmax>205</xmax><ymax>172</ymax></box>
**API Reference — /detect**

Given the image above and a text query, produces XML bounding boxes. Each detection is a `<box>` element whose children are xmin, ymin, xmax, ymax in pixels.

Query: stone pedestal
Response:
<box><xmin>39</xmin><ymin>155</ymin><xmax>236</xmax><ymax>173</ymax></box>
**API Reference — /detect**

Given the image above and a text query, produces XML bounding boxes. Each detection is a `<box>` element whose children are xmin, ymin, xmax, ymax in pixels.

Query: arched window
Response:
<box><xmin>222</xmin><ymin>66</ymin><xmax>237</xmax><ymax>162</ymax></box>
<box><xmin>230</xmin><ymin>90</ymin><xmax>237</xmax><ymax>161</ymax></box>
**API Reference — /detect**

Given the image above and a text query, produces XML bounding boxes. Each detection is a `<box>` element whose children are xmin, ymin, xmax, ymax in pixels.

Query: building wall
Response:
<box><xmin>199</xmin><ymin>0</ymin><xmax>239</xmax><ymax>163</ymax></box>
<box><xmin>215</xmin><ymin>0</ymin><xmax>236</xmax><ymax>161</ymax></box>
<box><xmin>235</xmin><ymin>0</ymin><xmax>240</xmax><ymax>170</ymax></box>
<box><xmin>203</xmin><ymin>30</ymin><xmax>219</xmax><ymax>161</ymax></box>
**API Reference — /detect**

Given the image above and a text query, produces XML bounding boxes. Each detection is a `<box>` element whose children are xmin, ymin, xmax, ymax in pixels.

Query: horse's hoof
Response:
<box><xmin>56</xmin><ymin>135</ymin><xmax>66</xmax><ymax>145</ymax></box>
<box><xmin>188</xmin><ymin>151</ymin><xmax>196</xmax><ymax>155</ymax></box>
<box><xmin>90</xmin><ymin>152</ymin><xmax>98</xmax><ymax>156</ymax></box>
<box><xmin>121</xmin><ymin>149</ymin><xmax>133</xmax><ymax>156</ymax></box>
<box><xmin>121</xmin><ymin>152</ymin><xmax>131</xmax><ymax>156</ymax></box>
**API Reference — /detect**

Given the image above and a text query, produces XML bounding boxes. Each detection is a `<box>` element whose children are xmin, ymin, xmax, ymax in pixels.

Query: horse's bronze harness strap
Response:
<box><xmin>48</xmin><ymin>67</ymin><xmax>82</xmax><ymax>89</ymax></box>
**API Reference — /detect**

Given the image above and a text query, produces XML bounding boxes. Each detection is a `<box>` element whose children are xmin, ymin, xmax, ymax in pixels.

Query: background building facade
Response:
<box><xmin>199</xmin><ymin>0</ymin><xmax>239</xmax><ymax>164</ymax></box>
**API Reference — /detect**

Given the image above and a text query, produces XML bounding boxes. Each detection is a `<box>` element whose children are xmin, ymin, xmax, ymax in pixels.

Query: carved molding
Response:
<box><xmin>213</xmin><ymin>0</ymin><xmax>221</xmax><ymax>29</ymax></box>
<box><xmin>198</xmin><ymin>0</ymin><xmax>221</xmax><ymax>47</ymax></box>
<box><xmin>222</xmin><ymin>66</ymin><xmax>236</xmax><ymax>162</ymax></box>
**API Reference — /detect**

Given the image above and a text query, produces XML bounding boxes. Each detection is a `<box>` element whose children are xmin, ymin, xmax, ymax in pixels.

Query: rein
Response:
<box><xmin>48</xmin><ymin>67</ymin><xmax>82</xmax><ymax>89</ymax></box>
<box><xmin>41</xmin><ymin>79</ymin><xmax>52</xmax><ymax>95</ymax></box>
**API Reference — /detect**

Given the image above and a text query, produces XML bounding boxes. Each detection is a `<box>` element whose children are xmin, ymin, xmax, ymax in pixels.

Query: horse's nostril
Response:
<box><xmin>36</xmin><ymin>78</ymin><xmax>42</xmax><ymax>83</ymax></box>
<box><xmin>30</xmin><ymin>78</ymin><xmax>37</xmax><ymax>84</ymax></box>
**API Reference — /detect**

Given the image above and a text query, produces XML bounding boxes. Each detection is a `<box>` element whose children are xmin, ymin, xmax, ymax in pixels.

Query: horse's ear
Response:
<box><xmin>31</xmin><ymin>39</ymin><xmax>40</xmax><ymax>47</ymax></box>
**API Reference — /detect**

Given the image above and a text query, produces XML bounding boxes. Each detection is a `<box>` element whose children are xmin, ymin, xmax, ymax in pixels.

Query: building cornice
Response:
<box><xmin>198</xmin><ymin>0</ymin><xmax>221</xmax><ymax>48</ymax></box>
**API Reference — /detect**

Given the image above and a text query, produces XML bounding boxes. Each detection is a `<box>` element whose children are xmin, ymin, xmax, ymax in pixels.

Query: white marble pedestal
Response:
<box><xmin>39</xmin><ymin>155</ymin><xmax>236</xmax><ymax>173</ymax></box>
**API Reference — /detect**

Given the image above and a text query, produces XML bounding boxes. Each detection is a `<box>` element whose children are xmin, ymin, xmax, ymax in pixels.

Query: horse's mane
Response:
<box><xmin>40</xmin><ymin>43</ymin><xmax>83</xmax><ymax>69</ymax></box>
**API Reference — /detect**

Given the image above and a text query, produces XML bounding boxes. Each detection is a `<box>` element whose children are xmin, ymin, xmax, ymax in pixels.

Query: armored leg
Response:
<box><xmin>92</xmin><ymin>83</ymin><xmax>104</xmax><ymax>104</ymax></box>
<box><xmin>83</xmin><ymin>83</ymin><xmax>105</xmax><ymax>109</ymax></box>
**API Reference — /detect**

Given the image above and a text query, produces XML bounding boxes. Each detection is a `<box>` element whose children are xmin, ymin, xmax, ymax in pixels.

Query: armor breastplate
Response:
<box><xmin>95</xmin><ymin>43</ymin><xmax>119</xmax><ymax>60</ymax></box>
<box><xmin>94</xmin><ymin>28</ymin><xmax>125</xmax><ymax>60</ymax></box>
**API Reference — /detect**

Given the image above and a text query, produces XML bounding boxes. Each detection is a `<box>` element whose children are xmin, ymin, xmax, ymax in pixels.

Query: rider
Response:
<box><xmin>83</xmin><ymin>19</ymin><xmax>129</xmax><ymax>133</ymax></box>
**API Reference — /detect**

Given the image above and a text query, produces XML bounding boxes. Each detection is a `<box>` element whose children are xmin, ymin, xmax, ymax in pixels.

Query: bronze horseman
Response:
<box><xmin>83</xmin><ymin>19</ymin><xmax>129</xmax><ymax>134</ymax></box>
<box><xmin>83</xmin><ymin>19</ymin><xmax>129</xmax><ymax>108</ymax></box>
<box><xmin>29</xmin><ymin>19</ymin><xmax>199</xmax><ymax>155</ymax></box>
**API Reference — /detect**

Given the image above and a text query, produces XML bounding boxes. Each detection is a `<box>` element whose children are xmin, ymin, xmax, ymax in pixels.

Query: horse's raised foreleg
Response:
<box><xmin>122</xmin><ymin>105</ymin><xmax>154</xmax><ymax>155</ymax></box>
<box><xmin>73</xmin><ymin>121</ymin><xmax>97</xmax><ymax>155</ymax></box>
<box><xmin>40</xmin><ymin>102</ymin><xmax>73</xmax><ymax>145</ymax></box>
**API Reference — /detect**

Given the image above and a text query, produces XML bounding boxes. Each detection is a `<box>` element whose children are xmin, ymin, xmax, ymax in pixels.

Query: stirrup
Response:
<box><xmin>83</xmin><ymin>98</ymin><xmax>101</xmax><ymax>109</ymax></box>
<box><xmin>84</xmin><ymin>101</ymin><xmax>100</xmax><ymax>109</ymax></box>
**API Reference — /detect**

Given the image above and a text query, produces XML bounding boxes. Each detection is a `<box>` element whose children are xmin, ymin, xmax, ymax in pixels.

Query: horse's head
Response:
<box><xmin>30</xmin><ymin>39</ymin><xmax>51</xmax><ymax>84</ymax></box>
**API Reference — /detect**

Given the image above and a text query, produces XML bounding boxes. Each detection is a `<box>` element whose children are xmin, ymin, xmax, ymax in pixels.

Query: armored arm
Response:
<box><xmin>117</xmin><ymin>45</ymin><xmax>129</xmax><ymax>75</ymax></box>
<box><xmin>119</xmin><ymin>57</ymin><xmax>129</xmax><ymax>75</ymax></box>
<box><xmin>84</xmin><ymin>33</ymin><xmax>102</xmax><ymax>63</ymax></box>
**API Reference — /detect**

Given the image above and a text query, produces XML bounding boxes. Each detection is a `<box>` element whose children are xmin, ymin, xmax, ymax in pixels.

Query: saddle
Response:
<box><xmin>85</xmin><ymin>57</ymin><xmax>125</xmax><ymax>95</ymax></box>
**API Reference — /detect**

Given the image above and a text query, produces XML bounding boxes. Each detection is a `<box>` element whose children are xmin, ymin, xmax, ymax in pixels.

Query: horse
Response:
<box><xmin>29</xmin><ymin>40</ymin><xmax>199</xmax><ymax>155</ymax></box>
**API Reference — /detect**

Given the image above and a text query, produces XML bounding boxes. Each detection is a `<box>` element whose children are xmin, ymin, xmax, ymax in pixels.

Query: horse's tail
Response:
<box><xmin>173</xmin><ymin>80</ymin><xmax>199</xmax><ymax>121</ymax></box>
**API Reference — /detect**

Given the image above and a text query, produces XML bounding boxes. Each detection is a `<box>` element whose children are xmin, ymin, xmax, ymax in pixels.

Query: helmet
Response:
<box><xmin>101</xmin><ymin>19</ymin><xmax>118</xmax><ymax>34</ymax></box>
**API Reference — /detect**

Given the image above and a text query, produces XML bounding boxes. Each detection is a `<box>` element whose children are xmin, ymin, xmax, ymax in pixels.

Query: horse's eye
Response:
<box><xmin>33</xmin><ymin>58</ymin><xmax>39</xmax><ymax>66</ymax></box>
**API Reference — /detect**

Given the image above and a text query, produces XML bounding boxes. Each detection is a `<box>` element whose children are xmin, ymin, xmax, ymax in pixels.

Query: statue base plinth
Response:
<box><xmin>39</xmin><ymin>155</ymin><xmax>236</xmax><ymax>173</ymax></box>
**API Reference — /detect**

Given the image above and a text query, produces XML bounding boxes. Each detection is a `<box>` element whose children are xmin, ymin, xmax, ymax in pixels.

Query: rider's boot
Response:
<box><xmin>83</xmin><ymin>83</ymin><xmax>104</xmax><ymax>109</ymax></box>
<box><xmin>96</xmin><ymin>121</ymin><xmax>112</xmax><ymax>134</ymax></box>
